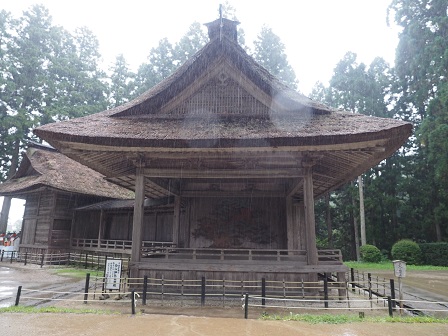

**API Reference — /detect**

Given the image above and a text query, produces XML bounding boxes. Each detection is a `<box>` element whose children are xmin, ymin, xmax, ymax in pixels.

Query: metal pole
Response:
<box><xmin>390</xmin><ymin>279</ymin><xmax>396</xmax><ymax>308</ymax></box>
<box><xmin>244</xmin><ymin>293</ymin><xmax>249</xmax><ymax>319</ymax></box>
<box><xmin>142</xmin><ymin>275</ymin><xmax>148</xmax><ymax>306</ymax></box>
<box><xmin>350</xmin><ymin>268</ymin><xmax>355</xmax><ymax>292</ymax></box>
<box><xmin>388</xmin><ymin>296</ymin><xmax>393</xmax><ymax>317</ymax></box>
<box><xmin>261</xmin><ymin>278</ymin><xmax>266</xmax><ymax>306</ymax></box>
<box><xmin>84</xmin><ymin>273</ymin><xmax>90</xmax><ymax>304</ymax></box>
<box><xmin>131</xmin><ymin>289</ymin><xmax>136</xmax><ymax>315</ymax></box>
<box><xmin>15</xmin><ymin>286</ymin><xmax>22</xmax><ymax>306</ymax></box>
<box><xmin>398</xmin><ymin>277</ymin><xmax>403</xmax><ymax>315</ymax></box>
<box><xmin>201</xmin><ymin>276</ymin><xmax>206</xmax><ymax>307</ymax></box>
<box><xmin>323</xmin><ymin>275</ymin><xmax>329</xmax><ymax>308</ymax></box>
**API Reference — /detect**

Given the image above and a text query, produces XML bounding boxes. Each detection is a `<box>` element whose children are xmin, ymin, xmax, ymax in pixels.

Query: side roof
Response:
<box><xmin>0</xmin><ymin>142</ymin><xmax>133</xmax><ymax>199</ymax></box>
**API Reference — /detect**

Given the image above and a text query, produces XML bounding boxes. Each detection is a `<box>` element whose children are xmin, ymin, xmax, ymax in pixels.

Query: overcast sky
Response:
<box><xmin>4</xmin><ymin>0</ymin><xmax>399</xmax><ymax>94</ymax></box>
<box><xmin>1</xmin><ymin>1</ymin><xmax>400</xmax><ymax>225</ymax></box>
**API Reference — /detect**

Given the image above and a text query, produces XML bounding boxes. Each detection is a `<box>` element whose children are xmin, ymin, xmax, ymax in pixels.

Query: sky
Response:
<box><xmin>1</xmin><ymin>0</ymin><xmax>400</xmax><ymax>226</ymax></box>
<box><xmin>3</xmin><ymin>0</ymin><xmax>400</xmax><ymax>94</ymax></box>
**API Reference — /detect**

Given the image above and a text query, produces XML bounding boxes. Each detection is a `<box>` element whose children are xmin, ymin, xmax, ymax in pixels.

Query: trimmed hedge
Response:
<box><xmin>419</xmin><ymin>242</ymin><xmax>448</xmax><ymax>266</ymax></box>
<box><xmin>360</xmin><ymin>244</ymin><xmax>382</xmax><ymax>263</ymax></box>
<box><xmin>391</xmin><ymin>239</ymin><xmax>422</xmax><ymax>265</ymax></box>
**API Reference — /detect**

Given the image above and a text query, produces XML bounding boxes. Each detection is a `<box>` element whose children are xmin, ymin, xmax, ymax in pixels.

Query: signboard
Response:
<box><xmin>393</xmin><ymin>260</ymin><xmax>406</xmax><ymax>278</ymax></box>
<box><xmin>104</xmin><ymin>259</ymin><xmax>122</xmax><ymax>290</ymax></box>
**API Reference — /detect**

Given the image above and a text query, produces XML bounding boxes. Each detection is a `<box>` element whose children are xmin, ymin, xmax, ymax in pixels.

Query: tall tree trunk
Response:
<box><xmin>0</xmin><ymin>140</ymin><xmax>20</xmax><ymax>234</ymax></box>
<box><xmin>351</xmin><ymin>181</ymin><xmax>360</xmax><ymax>261</ymax></box>
<box><xmin>358</xmin><ymin>175</ymin><xmax>366</xmax><ymax>246</ymax></box>
<box><xmin>325</xmin><ymin>193</ymin><xmax>333</xmax><ymax>248</ymax></box>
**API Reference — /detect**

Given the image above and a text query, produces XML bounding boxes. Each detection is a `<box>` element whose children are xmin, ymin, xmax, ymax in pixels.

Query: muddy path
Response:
<box><xmin>1</xmin><ymin>313</ymin><xmax>447</xmax><ymax>336</ymax></box>
<box><xmin>0</xmin><ymin>264</ymin><xmax>447</xmax><ymax>335</ymax></box>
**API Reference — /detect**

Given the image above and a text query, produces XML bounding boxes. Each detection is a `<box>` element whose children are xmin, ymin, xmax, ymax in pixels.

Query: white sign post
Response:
<box><xmin>392</xmin><ymin>260</ymin><xmax>406</xmax><ymax>315</ymax></box>
<box><xmin>104</xmin><ymin>259</ymin><xmax>122</xmax><ymax>291</ymax></box>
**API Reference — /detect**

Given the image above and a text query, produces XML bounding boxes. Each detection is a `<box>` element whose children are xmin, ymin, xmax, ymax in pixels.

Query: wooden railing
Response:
<box><xmin>71</xmin><ymin>238</ymin><xmax>174</xmax><ymax>251</ymax></box>
<box><xmin>318</xmin><ymin>249</ymin><xmax>343</xmax><ymax>264</ymax></box>
<box><xmin>70</xmin><ymin>238</ymin><xmax>343</xmax><ymax>265</ymax></box>
<box><xmin>141</xmin><ymin>247</ymin><xmax>308</xmax><ymax>263</ymax></box>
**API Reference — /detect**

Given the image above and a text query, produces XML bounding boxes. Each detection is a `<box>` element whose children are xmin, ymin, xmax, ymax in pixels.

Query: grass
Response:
<box><xmin>344</xmin><ymin>261</ymin><xmax>448</xmax><ymax>271</ymax></box>
<box><xmin>261</xmin><ymin>312</ymin><xmax>448</xmax><ymax>324</ymax></box>
<box><xmin>51</xmin><ymin>267</ymin><xmax>102</xmax><ymax>278</ymax></box>
<box><xmin>0</xmin><ymin>306</ymin><xmax>116</xmax><ymax>314</ymax></box>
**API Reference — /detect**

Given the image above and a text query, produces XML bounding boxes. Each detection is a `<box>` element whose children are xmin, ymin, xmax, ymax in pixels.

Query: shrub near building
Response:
<box><xmin>360</xmin><ymin>244</ymin><xmax>382</xmax><ymax>263</ymax></box>
<box><xmin>419</xmin><ymin>242</ymin><xmax>448</xmax><ymax>266</ymax></box>
<box><xmin>391</xmin><ymin>239</ymin><xmax>422</xmax><ymax>265</ymax></box>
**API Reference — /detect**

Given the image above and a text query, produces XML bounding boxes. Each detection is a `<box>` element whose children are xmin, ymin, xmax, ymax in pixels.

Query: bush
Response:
<box><xmin>360</xmin><ymin>244</ymin><xmax>382</xmax><ymax>263</ymax></box>
<box><xmin>419</xmin><ymin>243</ymin><xmax>448</xmax><ymax>266</ymax></box>
<box><xmin>391</xmin><ymin>239</ymin><xmax>422</xmax><ymax>265</ymax></box>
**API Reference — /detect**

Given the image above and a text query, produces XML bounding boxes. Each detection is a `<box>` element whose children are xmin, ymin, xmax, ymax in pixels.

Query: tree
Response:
<box><xmin>390</xmin><ymin>0</ymin><xmax>448</xmax><ymax>241</ymax></box>
<box><xmin>108</xmin><ymin>54</ymin><xmax>136</xmax><ymax>108</ymax></box>
<box><xmin>389</xmin><ymin>0</ymin><xmax>448</xmax><ymax>122</ymax></box>
<box><xmin>253</xmin><ymin>25</ymin><xmax>297</xmax><ymax>89</ymax></box>
<box><xmin>0</xmin><ymin>5</ymin><xmax>108</xmax><ymax>232</ymax></box>
<box><xmin>172</xmin><ymin>22</ymin><xmax>208</xmax><ymax>66</ymax></box>
<box><xmin>310</xmin><ymin>52</ymin><xmax>412</xmax><ymax>256</ymax></box>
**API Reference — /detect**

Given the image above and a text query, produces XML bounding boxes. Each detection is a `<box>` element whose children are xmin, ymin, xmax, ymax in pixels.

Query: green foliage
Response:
<box><xmin>419</xmin><ymin>243</ymin><xmax>448</xmax><ymax>267</ymax></box>
<box><xmin>359</xmin><ymin>244</ymin><xmax>382</xmax><ymax>263</ymax></box>
<box><xmin>0</xmin><ymin>306</ymin><xmax>115</xmax><ymax>314</ymax></box>
<box><xmin>345</xmin><ymin>261</ymin><xmax>448</xmax><ymax>271</ymax></box>
<box><xmin>253</xmin><ymin>25</ymin><xmax>297</xmax><ymax>89</ymax></box>
<box><xmin>261</xmin><ymin>312</ymin><xmax>448</xmax><ymax>324</ymax></box>
<box><xmin>391</xmin><ymin>239</ymin><xmax>422</xmax><ymax>265</ymax></box>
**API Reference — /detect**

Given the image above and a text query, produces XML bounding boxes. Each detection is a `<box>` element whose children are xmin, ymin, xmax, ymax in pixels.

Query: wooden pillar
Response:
<box><xmin>286</xmin><ymin>196</ymin><xmax>294</xmax><ymax>251</ymax></box>
<box><xmin>172</xmin><ymin>195</ymin><xmax>181</xmax><ymax>246</ymax></box>
<box><xmin>97</xmin><ymin>209</ymin><xmax>105</xmax><ymax>248</ymax></box>
<box><xmin>303</xmin><ymin>164</ymin><xmax>318</xmax><ymax>265</ymax></box>
<box><xmin>297</xmin><ymin>203</ymin><xmax>306</xmax><ymax>250</ymax></box>
<box><xmin>131</xmin><ymin>170</ymin><xmax>145</xmax><ymax>263</ymax></box>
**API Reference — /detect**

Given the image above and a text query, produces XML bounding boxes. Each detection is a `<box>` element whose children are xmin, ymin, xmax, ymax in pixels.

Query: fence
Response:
<box><xmin>0</xmin><ymin>250</ymin><xmax>130</xmax><ymax>271</ymax></box>
<box><xmin>12</xmin><ymin>272</ymin><xmax>400</xmax><ymax>317</ymax></box>
<box><xmin>3</xmin><ymin>251</ymin><xmax>448</xmax><ymax>317</ymax></box>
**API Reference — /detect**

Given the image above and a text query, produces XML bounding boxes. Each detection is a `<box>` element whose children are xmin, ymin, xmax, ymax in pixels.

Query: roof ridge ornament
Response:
<box><xmin>219</xmin><ymin>4</ymin><xmax>223</xmax><ymax>41</ymax></box>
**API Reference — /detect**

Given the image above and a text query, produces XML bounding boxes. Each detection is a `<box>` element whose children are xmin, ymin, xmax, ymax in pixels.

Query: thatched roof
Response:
<box><xmin>32</xmin><ymin>18</ymin><xmax>412</xmax><ymax>200</ymax></box>
<box><xmin>0</xmin><ymin>142</ymin><xmax>133</xmax><ymax>199</ymax></box>
<box><xmin>33</xmin><ymin>19</ymin><xmax>399</xmax><ymax>148</ymax></box>
<box><xmin>75</xmin><ymin>196</ymin><xmax>174</xmax><ymax>211</ymax></box>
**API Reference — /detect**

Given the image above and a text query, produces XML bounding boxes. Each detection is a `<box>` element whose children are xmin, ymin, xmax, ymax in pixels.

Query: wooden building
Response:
<box><xmin>34</xmin><ymin>18</ymin><xmax>412</xmax><ymax>283</ymax></box>
<box><xmin>0</xmin><ymin>142</ymin><xmax>133</xmax><ymax>254</ymax></box>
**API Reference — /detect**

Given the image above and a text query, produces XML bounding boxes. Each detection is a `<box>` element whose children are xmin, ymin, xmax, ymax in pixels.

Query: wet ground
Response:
<box><xmin>1</xmin><ymin>312</ymin><xmax>447</xmax><ymax>336</ymax></box>
<box><xmin>0</xmin><ymin>264</ymin><xmax>447</xmax><ymax>335</ymax></box>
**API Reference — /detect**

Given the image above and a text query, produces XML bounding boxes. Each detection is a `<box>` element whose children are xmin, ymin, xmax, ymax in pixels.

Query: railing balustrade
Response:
<box><xmin>69</xmin><ymin>238</ymin><xmax>343</xmax><ymax>264</ymax></box>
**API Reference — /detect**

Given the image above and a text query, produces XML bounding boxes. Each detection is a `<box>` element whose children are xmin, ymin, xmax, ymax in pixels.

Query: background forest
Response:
<box><xmin>0</xmin><ymin>1</ymin><xmax>447</xmax><ymax>259</ymax></box>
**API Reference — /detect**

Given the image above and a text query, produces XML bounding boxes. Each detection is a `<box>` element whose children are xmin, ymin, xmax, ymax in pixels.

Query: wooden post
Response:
<box><xmin>286</xmin><ymin>196</ymin><xmax>294</xmax><ymax>251</ymax></box>
<box><xmin>98</xmin><ymin>209</ymin><xmax>105</xmax><ymax>248</ymax></box>
<box><xmin>303</xmin><ymin>163</ymin><xmax>318</xmax><ymax>265</ymax></box>
<box><xmin>172</xmin><ymin>196</ymin><xmax>181</xmax><ymax>246</ymax></box>
<box><xmin>261</xmin><ymin>278</ymin><xmax>266</xmax><ymax>306</ymax></box>
<box><xmin>131</xmin><ymin>170</ymin><xmax>145</xmax><ymax>263</ymax></box>
<box><xmin>84</xmin><ymin>273</ymin><xmax>90</xmax><ymax>304</ymax></box>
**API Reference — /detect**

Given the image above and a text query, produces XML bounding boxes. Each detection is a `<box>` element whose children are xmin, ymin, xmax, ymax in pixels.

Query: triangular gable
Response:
<box><xmin>160</xmin><ymin>58</ymin><xmax>275</xmax><ymax>118</ymax></box>
<box><xmin>110</xmin><ymin>34</ymin><xmax>330</xmax><ymax>119</ymax></box>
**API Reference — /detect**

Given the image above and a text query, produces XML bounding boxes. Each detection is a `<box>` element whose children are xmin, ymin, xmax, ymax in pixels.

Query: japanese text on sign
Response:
<box><xmin>104</xmin><ymin>259</ymin><xmax>122</xmax><ymax>290</ymax></box>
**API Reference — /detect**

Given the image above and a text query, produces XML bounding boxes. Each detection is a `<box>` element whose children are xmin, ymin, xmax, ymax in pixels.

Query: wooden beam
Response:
<box><xmin>180</xmin><ymin>190</ymin><xmax>285</xmax><ymax>198</ymax></box>
<box><xmin>60</xmin><ymin>138</ymin><xmax>388</xmax><ymax>153</ymax></box>
<box><xmin>286</xmin><ymin>179</ymin><xmax>304</xmax><ymax>197</ymax></box>
<box><xmin>142</xmin><ymin>168</ymin><xmax>303</xmax><ymax>179</ymax></box>
<box><xmin>131</xmin><ymin>170</ymin><xmax>145</xmax><ymax>263</ymax></box>
<box><xmin>286</xmin><ymin>196</ymin><xmax>294</xmax><ymax>250</ymax></box>
<box><xmin>303</xmin><ymin>164</ymin><xmax>318</xmax><ymax>265</ymax></box>
<box><xmin>172</xmin><ymin>196</ymin><xmax>181</xmax><ymax>246</ymax></box>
